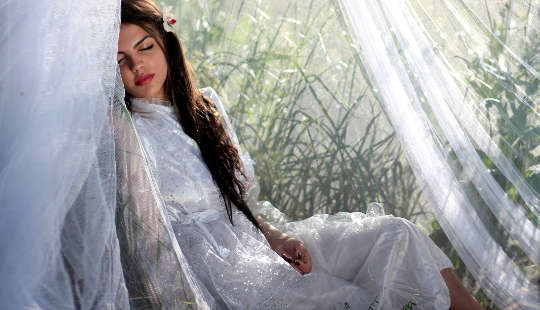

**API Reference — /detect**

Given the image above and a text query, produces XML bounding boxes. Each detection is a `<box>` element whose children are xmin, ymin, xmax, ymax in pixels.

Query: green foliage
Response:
<box><xmin>168</xmin><ymin>0</ymin><xmax>426</xmax><ymax>220</ymax></box>
<box><xmin>426</xmin><ymin>1</ymin><xmax>540</xmax><ymax>308</ymax></box>
<box><xmin>457</xmin><ymin>1</ymin><xmax>540</xmax><ymax>202</ymax></box>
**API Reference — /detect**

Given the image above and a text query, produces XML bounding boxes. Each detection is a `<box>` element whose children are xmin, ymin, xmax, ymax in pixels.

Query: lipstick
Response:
<box><xmin>135</xmin><ymin>73</ymin><xmax>155</xmax><ymax>86</ymax></box>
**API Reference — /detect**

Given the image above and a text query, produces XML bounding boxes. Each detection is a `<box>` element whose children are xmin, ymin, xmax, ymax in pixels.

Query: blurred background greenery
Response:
<box><xmin>168</xmin><ymin>0</ymin><xmax>423</xmax><ymax>220</ymax></box>
<box><xmin>161</xmin><ymin>0</ymin><xmax>539</xmax><ymax>308</ymax></box>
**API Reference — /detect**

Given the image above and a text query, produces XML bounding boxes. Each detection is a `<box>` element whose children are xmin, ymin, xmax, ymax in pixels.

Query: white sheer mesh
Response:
<box><xmin>114</xmin><ymin>82</ymin><xmax>212</xmax><ymax>309</ymax></box>
<box><xmin>0</xmin><ymin>0</ymin><xmax>128</xmax><ymax>308</ymax></box>
<box><xmin>338</xmin><ymin>0</ymin><xmax>539</xmax><ymax>307</ymax></box>
<box><xmin>0</xmin><ymin>0</ymin><xmax>213</xmax><ymax>307</ymax></box>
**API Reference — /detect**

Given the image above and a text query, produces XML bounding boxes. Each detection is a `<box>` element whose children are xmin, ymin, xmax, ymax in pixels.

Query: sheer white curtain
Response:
<box><xmin>338</xmin><ymin>0</ymin><xmax>539</xmax><ymax>308</ymax></box>
<box><xmin>0</xmin><ymin>0</ymin><xmax>129</xmax><ymax>308</ymax></box>
<box><xmin>0</xmin><ymin>0</ymin><xmax>213</xmax><ymax>308</ymax></box>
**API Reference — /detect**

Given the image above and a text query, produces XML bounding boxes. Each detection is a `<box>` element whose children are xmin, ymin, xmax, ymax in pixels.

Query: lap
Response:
<box><xmin>284</xmin><ymin>213</ymin><xmax>452</xmax><ymax>304</ymax></box>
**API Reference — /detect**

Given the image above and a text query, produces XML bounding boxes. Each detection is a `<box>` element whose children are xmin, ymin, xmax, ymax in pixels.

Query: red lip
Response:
<box><xmin>135</xmin><ymin>73</ymin><xmax>155</xmax><ymax>86</ymax></box>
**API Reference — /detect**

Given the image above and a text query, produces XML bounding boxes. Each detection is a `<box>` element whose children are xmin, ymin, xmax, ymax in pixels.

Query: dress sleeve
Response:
<box><xmin>417</xmin><ymin>227</ymin><xmax>454</xmax><ymax>271</ymax></box>
<box><xmin>201</xmin><ymin>87</ymin><xmax>241</xmax><ymax>147</ymax></box>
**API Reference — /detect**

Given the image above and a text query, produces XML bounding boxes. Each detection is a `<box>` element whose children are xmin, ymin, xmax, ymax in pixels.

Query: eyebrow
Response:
<box><xmin>118</xmin><ymin>35</ymin><xmax>152</xmax><ymax>55</ymax></box>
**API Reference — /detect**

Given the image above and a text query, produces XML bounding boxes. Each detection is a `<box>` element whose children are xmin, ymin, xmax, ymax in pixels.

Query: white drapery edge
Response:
<box><xmin>115</xmin><ymin>94</ymin><xmax>212</xmax><ymax>309</ymax></box>
<box><xmin>380</xmin><ymin>0</ymin><xmax>540</xmax><ymax>264</ymax></box>
<box><xmin>0</xmin><ymin>0</ymin><xmax>129</xmax><ymax>308</ymax></box>
<box><xmin>430</xmin><ymin>0</ymin><xmax>540</xmax><ymax>217</ymax></box>
<box><xmin>338</xmin><ymin>0</ymin><xmax>539</xmax><ymax>308</ymax></box>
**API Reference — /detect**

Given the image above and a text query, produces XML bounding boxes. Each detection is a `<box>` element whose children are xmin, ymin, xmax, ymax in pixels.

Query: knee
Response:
<box><xmin>375</xmin><ymin>216</ymin><xmax>417</xmax><ymax>234</ymax></box>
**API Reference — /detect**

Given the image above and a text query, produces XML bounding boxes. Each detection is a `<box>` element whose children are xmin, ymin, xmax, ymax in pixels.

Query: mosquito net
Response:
<box><xmin>1</xmin><ymin>0</ymin><xmax>538</xmax><ymax>309</ymax></box>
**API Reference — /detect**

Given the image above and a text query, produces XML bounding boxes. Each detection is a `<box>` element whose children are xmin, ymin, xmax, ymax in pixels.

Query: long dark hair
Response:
<box><xmin>121</xmin><ymin>0</ymin><xmax>261</xmax><ymax>231</ymax></box>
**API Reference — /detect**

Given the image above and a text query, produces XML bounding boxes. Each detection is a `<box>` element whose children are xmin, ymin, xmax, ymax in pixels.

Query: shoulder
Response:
<box><xmin>199</xmin><ymin>86</ymin><xmax>239</xmax><ymax>144</ymax></box>
<box><xmin>199</xmin><ymin>86</ymin><xmax>227</xmax><ymax>114</ymax></box>
<box><xmin>199</xmin><ymin>86</ymin><xmax>219</xmax><ymax>102</ymax></box>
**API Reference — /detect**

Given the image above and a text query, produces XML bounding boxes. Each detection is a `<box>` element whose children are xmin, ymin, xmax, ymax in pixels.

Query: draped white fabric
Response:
<box><xmin>126</xmin><ymin>88</ymin><xmax>454</xmax><ymax>309</ymax></box>
<box><xmin>0</xmin><ymin>1</ymin><xmax>127</xmax><ymax>308</ymax></box>
<box><xmin>2</xmin><ymin>0</ymin><xmax>538</xmax><ymax>308</ymax></box>
<box><xmin>338</xmin><ymin>0</ymin><xmax>539</xmax><ymax>308</ymax></box>
<box><xmin>0</xmin><ymin>1</ymin><xmax>213</xmax><ymax>309</ymax></box>
<box><xmin>114</xmin><ymin>91</ymin><xmax>212</xmax><ymax>309</ymax></box>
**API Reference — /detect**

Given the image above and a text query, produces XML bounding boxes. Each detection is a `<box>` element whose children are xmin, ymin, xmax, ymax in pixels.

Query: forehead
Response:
<box><xmin>118</xmin><ymin>23</ymin><xmax>152</xmax><ymax>50</ymax></box>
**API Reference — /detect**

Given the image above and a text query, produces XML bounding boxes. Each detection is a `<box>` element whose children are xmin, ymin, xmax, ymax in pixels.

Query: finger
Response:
<box><xmin>283</xmin><ymin>254</ymin><xmax>305</xmax><ymax>274</ymax></box>
<box><xmin>303</xmin><ymin>260</ymin><xmax>312</xmax><ymax>274</ymax></box>
<box><xmin>298</xmin><ymin>244</ymin><xmax>311</xmax><ymax>264</ymax></box>
<box><xmin>292</xmin><ymin>259</ymin><xmax>310</xmax><ymax>275</ymax></box>
<box><xmin>298</xmin><ymin>246</ymin><xmax>312</xmax><ymax>273</ymax></box>
<box><xmin>289</xmin><ymin>242</ymin><xmax>304</xmax><ymax>259</ymax></box>
<box><xmin>283</xmin><ymin>247</ymin><xmax>299</xmax><ymax>260</ymax></box>
<box><xmin>281</xmin><ymin>253</ymin><xmax>293</xmax><ymax>264</ymax></box>
<box><xmin>290</xmin><ymin>260</ymin><xmax>304</xmax><ymax>275</ymax></box>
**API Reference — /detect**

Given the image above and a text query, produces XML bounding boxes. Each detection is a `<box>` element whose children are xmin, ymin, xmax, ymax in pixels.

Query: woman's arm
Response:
<box><xmin>255</xmin><ymin>214</ymin><xmax>288</xmax><ymax>241</ymax></box>
<box><xmin>255</xmin><ymin>214</ymin><xmax>312</xmax><ymax>275</ymax></box>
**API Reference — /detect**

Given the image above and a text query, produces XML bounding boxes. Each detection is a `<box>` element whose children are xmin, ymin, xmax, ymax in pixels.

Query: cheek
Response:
<box><xmin>119</xmin><ymin>67</ymin><xmax>135</xmax><ymax>91</ymax></box>
<box><xmin>160</xmin><ymin>55</ymin><xmax>168</xmax><ymax>74</ymax></box>
<box><xmin>119</xmin><ymin>67</ymin><xmax>130</xmax><ymax>83</ymax></box>
<box><xmin>154</xmin><ymin>54</ymin><xmax>169</xmax><ymax>88</ymax></box>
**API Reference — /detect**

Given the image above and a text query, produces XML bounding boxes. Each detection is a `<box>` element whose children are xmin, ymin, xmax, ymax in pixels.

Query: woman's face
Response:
<box><xmin>117</xmin><ymin>23</ymin><xmax>168</xmax><ymax>100</ymax></box>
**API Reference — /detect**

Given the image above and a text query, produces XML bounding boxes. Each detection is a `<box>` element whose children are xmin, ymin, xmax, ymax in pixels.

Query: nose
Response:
<box><xmin>130</xmin><ymin>56</ymin><xmax>144</xmax><ymax>74</ymax></box>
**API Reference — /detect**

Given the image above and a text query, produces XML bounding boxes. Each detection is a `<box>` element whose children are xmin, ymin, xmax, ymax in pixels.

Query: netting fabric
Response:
<box><xmin>1</xmin><ymin>0</ymin><xmax>128</xmax><ymax>308</ymax></box>
<box><xmin>338</xmin><ymin>0</ymin><xmax>539</xmax><ymax>307</ymax></box>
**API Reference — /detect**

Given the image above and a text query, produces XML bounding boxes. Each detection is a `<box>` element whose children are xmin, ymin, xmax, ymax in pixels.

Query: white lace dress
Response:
<box><xmin>129</xmin><ymin>87</ymin><xmax>452</xmax><ymax>310</ymax></box>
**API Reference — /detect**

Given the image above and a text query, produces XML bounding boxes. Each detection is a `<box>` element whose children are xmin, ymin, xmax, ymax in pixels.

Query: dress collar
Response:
<box><xmin>130</xmin><ymin>97</ymin><xmax>173</xmax><ymax>113</ymax></box>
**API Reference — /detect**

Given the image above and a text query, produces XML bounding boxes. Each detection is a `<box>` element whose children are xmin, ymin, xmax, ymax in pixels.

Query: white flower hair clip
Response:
<box><xmin>158</xmin><ymin>2</ymin><xmax>176</xmax><ymax>33</ymax></box>
<box><xmin>164</xmin><ymin>16</ymin><xmax>177</xmax><ymax>32</ymax></box>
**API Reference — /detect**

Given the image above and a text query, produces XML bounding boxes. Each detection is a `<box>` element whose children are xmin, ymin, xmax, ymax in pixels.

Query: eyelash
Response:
<box><xmin>141</xmin><ymin>44</ymin><xmax>153</xmax><ymax>51</ymax></box>
<box><xmin>118</xmin><ymin>44</ymin><xmax>154</xmax><ymax>64</ymax></box>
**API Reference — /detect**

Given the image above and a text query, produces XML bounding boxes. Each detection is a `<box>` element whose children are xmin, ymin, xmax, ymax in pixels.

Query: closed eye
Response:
<box><xmin>117</xmin><ymin>43</ymin><xmax>153</xmax><ymax>64</ymax></box>
<box><xmin>141</xmin><ymin>44</ymin><xmax>154</xmax><ymax>51</ymax></box>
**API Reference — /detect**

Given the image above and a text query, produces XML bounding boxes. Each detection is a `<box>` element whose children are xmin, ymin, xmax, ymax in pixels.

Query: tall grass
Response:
<box><xmin>168</xmin><ymin>0</ymin><xmax>428</xmax><ymax>221</ymax></box>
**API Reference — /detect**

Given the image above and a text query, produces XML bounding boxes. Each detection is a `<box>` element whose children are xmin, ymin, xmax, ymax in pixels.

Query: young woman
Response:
<box><xmin>117</xmin><ymin>0</ymin><xmax>484</xmax><ymax>308</ymax></box>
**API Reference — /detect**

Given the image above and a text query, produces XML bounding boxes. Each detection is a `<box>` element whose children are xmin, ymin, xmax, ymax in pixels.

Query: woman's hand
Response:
<box><xmin>270</xmin><ymin>235</ymin><xmax>312</xmax><ymax>275</ymax></box>
<box><xmin>254</xmin><ymin>214</ymin><xmax>312</xmax><ymax>275</ymax></box>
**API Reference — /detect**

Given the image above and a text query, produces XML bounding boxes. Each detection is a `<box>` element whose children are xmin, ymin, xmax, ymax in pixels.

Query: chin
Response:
<box><xmin>143</xmin><ymin>85</ymin><xmax>165</xmax><ymax>99</ymax></box>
